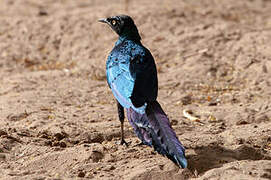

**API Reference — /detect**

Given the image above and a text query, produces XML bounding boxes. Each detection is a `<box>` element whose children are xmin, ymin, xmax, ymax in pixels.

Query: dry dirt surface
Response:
<box><xmin>1</xmin><ymin>0</ymin><xmax>271</xmax><ymax>179</ymax></box>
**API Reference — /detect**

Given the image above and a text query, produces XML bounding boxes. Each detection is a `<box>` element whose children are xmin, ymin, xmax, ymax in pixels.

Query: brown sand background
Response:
<box><xmin>0</xmin><ymin>0</ymin><xmax>271</xmax><ymax>179</ymax></box>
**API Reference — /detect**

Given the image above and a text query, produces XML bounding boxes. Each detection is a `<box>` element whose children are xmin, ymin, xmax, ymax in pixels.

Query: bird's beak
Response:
<box><xmin>98</xmin><ymin>18</ymin><xmax>108</xmax><ymax>24</ymax></box>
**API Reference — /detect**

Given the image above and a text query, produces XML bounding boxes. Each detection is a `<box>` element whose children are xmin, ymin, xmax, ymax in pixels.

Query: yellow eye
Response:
<box><xmin>112</xmin><ymin>20</ymin><xmax>117</xmax><ymax>26</ymax></box>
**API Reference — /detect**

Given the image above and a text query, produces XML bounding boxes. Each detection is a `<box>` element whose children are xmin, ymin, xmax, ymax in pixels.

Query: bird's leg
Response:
<box><xmin>117</xmin><ymin>101</ymin><xmax>129</xmax><ymax>146</ymax></box>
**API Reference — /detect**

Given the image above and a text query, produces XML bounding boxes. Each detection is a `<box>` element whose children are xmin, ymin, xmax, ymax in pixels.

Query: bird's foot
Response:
<box><xmin>133</xmin><ymin>141</ymin><xmax>151</xmax><ymax>147</ymax></box>
<box><xmin>121</xmin><ymin>139</ymin><xmax>130</xmax><ymax>147</ymax></box>
<box><xmin>133</xmin><ymin>141</ymin><xmax>146</xmax><ymax>147</ymax></box>
<box><xmin>116</xmin><ymin>139</ymin><xmax>130</xmax><ymax>147</ymax></box>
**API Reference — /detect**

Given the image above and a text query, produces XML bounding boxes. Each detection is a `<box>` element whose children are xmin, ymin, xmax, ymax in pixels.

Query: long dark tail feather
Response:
<box><xmin>127</xmin><ymin>108</ymin><xmax>152</xmax><ymax>146</ymax></box>
<box><xmin>126</xmin><ymin>101</ymin><xmax>187</xmax><ymax>168</ymax></box>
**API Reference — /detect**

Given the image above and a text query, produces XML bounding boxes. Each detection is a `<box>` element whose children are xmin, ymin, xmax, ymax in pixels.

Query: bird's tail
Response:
<box><xmin>126</xmin><ymin>101</ymin><xmax>187</xmax><ymax>168</ymax></box>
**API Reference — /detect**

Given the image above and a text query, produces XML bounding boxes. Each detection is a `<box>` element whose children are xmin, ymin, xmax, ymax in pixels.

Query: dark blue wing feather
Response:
<box><xmin>129</xmin><ymin>47</ymin><xmax>158</xmax><ymax>108</ymax></box>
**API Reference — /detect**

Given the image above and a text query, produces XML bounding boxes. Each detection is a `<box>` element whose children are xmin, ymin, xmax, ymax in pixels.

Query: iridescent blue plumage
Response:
<box><xmin>107</xmin><ymin>37</ymin><xmax>157</xmax><ymax>114</ymax></box>
<box><xmin>99</xmin><ymin>15</ymin><xmax>187</xmax><ymax>168</ymax></box>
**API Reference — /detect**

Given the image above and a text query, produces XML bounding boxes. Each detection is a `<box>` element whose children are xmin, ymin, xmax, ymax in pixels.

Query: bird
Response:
<box><xmin>99</xmin><ymin>15</ymin><xmax>187</xmax><ymax>168</ymax></box>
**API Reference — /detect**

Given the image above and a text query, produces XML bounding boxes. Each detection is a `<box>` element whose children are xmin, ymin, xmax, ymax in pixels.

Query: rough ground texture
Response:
<box><xmin>1</xmin><ymin>0</ymin><xmax>271</xmax><ymax>179</ymax></box>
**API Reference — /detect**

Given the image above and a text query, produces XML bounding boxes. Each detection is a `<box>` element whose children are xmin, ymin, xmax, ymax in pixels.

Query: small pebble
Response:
<box><xmin>0</xmin><ymin>153</ymin><xmax>6</xmax><ymax>160</ymax></box>
<box><xmin>52</xmin><ymin>141</ymin><xmax>60</xmax><ymax>146</ymax></box>
<box><xmin>78</xmin><ymin>171</ymin><xmax>85</xmax><ymax>177</ymax></box>
<box><xmin>54</xmin><ymin>132</ymin><xmax>67</xmax><ymax>141</ymax></box>
<box><xmin>59</xmin><ymin>141</ymin><xmax>67</xmax><ymax>148</ymax></box>
<box><xmin>236</xmin><ymin>120</ymin><xmax>249</xmax><ymax>125</ymax></box>
<box><xmin>38</xmin><ymin>10</ymin><xmax>48</xmax><ymax>16</ymax></box>
<box><xmin>0</xmin><ymin>130</ymin><xmax>7</xmax><ymax>136</ymax></box>
<box><xmin>90</xmin><ymin>150</ymin><xmax>104</xmax><ymax>162</ymax></box>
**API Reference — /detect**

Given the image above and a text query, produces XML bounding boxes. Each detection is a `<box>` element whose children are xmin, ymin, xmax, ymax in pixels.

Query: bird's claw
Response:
<box><xmin>116</xmin><ymin>139</ymin><xmax>130</xmax><ymax>147</ymax></box>
<box><xmin>121</xmin><ymin>139</ymin><xmax>130</xmax><ymax>147</ymax></box>
<box><xmin>133</xmin><ymin>141</ymin><xmax>146</xmax><ymax>147</ymax></box>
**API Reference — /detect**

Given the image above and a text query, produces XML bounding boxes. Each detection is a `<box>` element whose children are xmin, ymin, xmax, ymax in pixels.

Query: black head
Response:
<box><xmin>99</xmin><ymin>15</ymin><xmax>141</xmax><ymax>41</ymax></box>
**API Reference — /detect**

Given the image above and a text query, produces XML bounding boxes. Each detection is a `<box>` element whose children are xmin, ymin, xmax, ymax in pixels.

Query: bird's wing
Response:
<box><xmin>129</xmin><ymin>46</ymin><xmax>158</xmax><ymax>108</ymax></box>
<box><xmin>106</xmin><ymin>51</ymin><xmax>135</xmax><ymax>109</ymax></box>
<box><xmin>107</xmin><ymin>43</ymin><xmax>157</xmax><ymax>114</ymax></box>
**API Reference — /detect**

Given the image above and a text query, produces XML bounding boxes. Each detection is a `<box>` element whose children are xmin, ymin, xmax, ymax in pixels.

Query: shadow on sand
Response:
<box><xmin>187</xmin><ymin>144</ymin><xmax>271</xmax><ymax>175</ymax></box>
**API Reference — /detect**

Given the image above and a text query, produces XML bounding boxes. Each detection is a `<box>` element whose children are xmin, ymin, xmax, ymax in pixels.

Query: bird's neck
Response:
<box><xmin>117</xmin><ymin>35</ymin><xmax>141</xmax><ymax>45</ymax></box>
<box><xmin>118</xmin><ymin>29</ymin><xmax>141</xmax><ymax>43</ymax></box>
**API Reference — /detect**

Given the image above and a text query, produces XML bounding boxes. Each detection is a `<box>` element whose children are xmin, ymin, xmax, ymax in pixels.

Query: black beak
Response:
<box><xmin>98</xmin><ymin>18</ymin><xmax>108</xmax><ymax>23</ymax></box>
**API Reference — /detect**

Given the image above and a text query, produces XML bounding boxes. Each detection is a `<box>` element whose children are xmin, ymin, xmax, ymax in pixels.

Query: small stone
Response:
<box><xmin>104</xmin><ymin>134</ymin><xmax>114</xmax><ymax>141</ymax></box>
<box><xmin>181</xmin><ymin>95</ymin><xmax>192</xmax><ymax>105</ymax></box>
<box><xmin>109</xmin><ymin>166</ymin><xmax>116</xmax><ymax>170</ymax></box>
<box><xmin>38</xmin><ymin>131</ymin><xmax>51</xmax><ymax>139</ymax></box>
<box><xmin>91</xmin><ymin>133</ymin><xmax>104</xmax><ymax>144</ymax></box>
<box><xmin>38</xmin><ymin>10</ymin><xmax>48</xmax><ymax>16</ymax></box>
<box><xmin>59</xmin><ymin>141</ymin><xmax>67</xmax><ymax>148</ymax></box>
<box><xmin>79</xmin><ymin>132</ymin><xmax>104</xmax><ymax>144</ymax></box>
<box><xmin>78</xmin><ymin>171</ymin><xmax>85</xmax><ymax>177</ymax></box>
<box><xmin>208</xmin><ymin>101</ymin><xmax>217</xmax><ymax>106</ymax></box>
<box><xmin>83</xmin><ymin>144</ymin><xmax>91</xmax><ymax>148</ymax></box>
<box><xmin>54</xmin><ymin>132</ymin><xmax>67</xmax><ymax>141</ymax></box>
<box><xmin>236</xmin><ymin>120</ymin><xmax>249</xmax><ymax>125</ymax></box>
<box><xmin>90</xmin><ymin>150</ymin><xmax>104</xmax><ymax>162</ymax></box>
<box><xmin>158</xmin><ymin>164</ymin><xmax>164</xmax><ymax>170</ymax></box>
<box><xmin>44</xmin><ymin>140</ymin><xmax>52</xmax><ymax>146</ymax></box>
<box><xmin>0</xmin><ymin>130</ymin><xmax>7</xmax><ymax>137</ymax></box>
<box><xmin>86</xmin><ymin>173</ymin><xmax>94</xmax><ymax>178</ymax></box>
<box><xmin>170</xmin><ymin>119</ymin><xmax>178</xmax><ymax>126</ymax></box>
<box><xmin>104</xmin><ymin>165</ymin><xmax>116</xmax><ymax>171</ymax></box>
<box><xmin>237</xmin><ymin>138</ymin><xmax>244</xmax><ymax>144</ymax></box>
<box><xmin>0</xmin><ymin>153</ymin><xmax>6</xmax><ymax>160</ymax></box>
<box><xmin>52</xmin><ymin>141</ymin><xmax>60</xmax><ymax>146</ymax></box>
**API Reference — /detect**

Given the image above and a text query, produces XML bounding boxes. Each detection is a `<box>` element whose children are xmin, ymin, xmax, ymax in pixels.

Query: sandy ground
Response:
<box><xmin>1</xmin><ymin>0</ymin><xmax>271</xmax><ymax>179</ymax></box>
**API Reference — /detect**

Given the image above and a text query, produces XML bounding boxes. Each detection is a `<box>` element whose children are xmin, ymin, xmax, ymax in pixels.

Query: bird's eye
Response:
<box><xmin>111</xmin><ymin>20</ymin><xmax>117</xmax><ymax>26</ymax></box>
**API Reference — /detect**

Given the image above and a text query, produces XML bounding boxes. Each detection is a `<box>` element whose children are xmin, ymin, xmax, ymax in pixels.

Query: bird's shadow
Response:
<box><xmin>186</xmin><ymin>144</ymin><xmax>271</xmax><ymax>175</ymax></box>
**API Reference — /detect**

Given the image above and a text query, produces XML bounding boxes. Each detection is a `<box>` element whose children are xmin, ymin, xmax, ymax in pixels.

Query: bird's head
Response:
<box><xmin>99</xmin><ymin>15</ymin><xmax>141</xmax><ymax>41</ymax></box>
